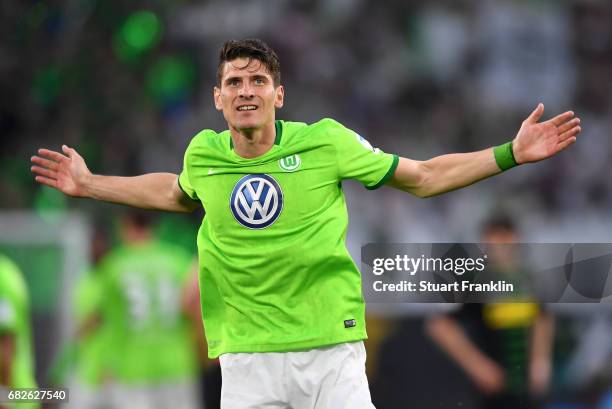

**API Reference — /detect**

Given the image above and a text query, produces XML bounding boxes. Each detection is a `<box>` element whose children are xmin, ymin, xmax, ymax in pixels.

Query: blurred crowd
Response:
<box><xmin>1</xmin><ymin>0</ymin><xmax>612</xmax><ymax>408</ymax></box>
<box><xmin>1</xmin><ymin>0</ymin><xmax>612</xmax><ymax>238</ymax></box>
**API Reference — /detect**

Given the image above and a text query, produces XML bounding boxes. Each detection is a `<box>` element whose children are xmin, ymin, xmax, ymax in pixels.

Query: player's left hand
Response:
<box><xmin>512</xmin><ymin>103</ymin><xmax>581</xmax><ymax>164</ymax></box>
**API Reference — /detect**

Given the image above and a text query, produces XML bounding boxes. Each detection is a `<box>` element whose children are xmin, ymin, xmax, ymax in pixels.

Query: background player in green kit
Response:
<box><xmin>65</xmin><ymin>212</ymin><xmax>201</xmax><ymax>409</ymax></box>
<box><xmin>0</xmin><ymin>255</ymin><xmax>39</xmax><ymax>409</ymax></box>
<box><xmin>31</xmin><ymin>39</ymin><xmax>582</xmax><ymax>408</ymax></box>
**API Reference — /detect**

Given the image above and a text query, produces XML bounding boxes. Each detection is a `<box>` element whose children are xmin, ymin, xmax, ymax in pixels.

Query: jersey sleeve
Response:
<box><xmin>325</xmin><ymin>119</ymin><xmax>399</xmax><ymax>189</ymax></box>
<box><xmin>0</xmin><ymin>257</ymin><xmax>27</xmax><ymax>334</ymax></box>
<box><xmin>178</xmin><ymin>140</ymin><xmax>201</xmax><ymax>202</ymax></box>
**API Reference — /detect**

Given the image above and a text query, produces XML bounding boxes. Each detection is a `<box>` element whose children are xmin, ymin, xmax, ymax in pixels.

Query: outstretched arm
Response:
<box><xmin>388</xmin><ymin>104</ymin><xmax>581</xmax><ymax>197</ymax></box>
<box><xmin>31</xmin><ymin>145</ymin><xmax>199</xmax><ymax>213</ymax></box>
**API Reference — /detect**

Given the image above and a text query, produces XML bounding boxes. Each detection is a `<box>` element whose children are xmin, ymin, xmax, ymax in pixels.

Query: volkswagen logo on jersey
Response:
<box><xmin>230</xmin><ymin>174</ymin><xmax>284</xmax><ymax>229</ymax></box>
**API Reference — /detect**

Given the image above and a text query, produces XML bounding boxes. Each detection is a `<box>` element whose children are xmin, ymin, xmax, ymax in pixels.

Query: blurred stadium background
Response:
<box><xmin>1</xmin><ymin>0</ymin><xmax>612</xmax><ymax>408</ymax></box>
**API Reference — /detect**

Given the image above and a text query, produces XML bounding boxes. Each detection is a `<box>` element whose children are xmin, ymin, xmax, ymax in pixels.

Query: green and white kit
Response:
<box><xmin>93</xmin><ymin>241</ymin><xmax>197</xmax><ymax>382</ymax></box>
<box><xmin>179</xmin><ymin>118</ymin><xmax>398</xmax><ymax>358</ymax></box>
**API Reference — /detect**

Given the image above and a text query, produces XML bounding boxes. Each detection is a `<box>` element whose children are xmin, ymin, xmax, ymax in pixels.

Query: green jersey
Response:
<box><xmin>95</xmin><ymin>241</ymin><xmax>197</xmax><ymax>383</ymax></box>
<box><xmin>179</xmin><ymin>118</ymin><xmax>398</xmax><ymax>358</ymax></box>
<box><xmin>72</xmin><ymin>270</ymin><xmax>108</xmax><ymax>386</ymax></box>
<box><xmin>0</xmin><ymin>255</ymin><xmax>39</xmax><ymax>409</ymax></box>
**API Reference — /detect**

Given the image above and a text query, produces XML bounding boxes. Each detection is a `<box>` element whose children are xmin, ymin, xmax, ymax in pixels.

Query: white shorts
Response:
<box><xmin>219</xmin><ymin>341</ymin><xmax>376</xmax><ymax>409</ymax></box>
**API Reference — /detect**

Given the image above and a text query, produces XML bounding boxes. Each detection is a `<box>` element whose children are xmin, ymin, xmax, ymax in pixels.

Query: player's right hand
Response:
<box><xmin>31</xmin><ymin>145</ymin><xmax>92</xmax><ymax>197</ymax></box>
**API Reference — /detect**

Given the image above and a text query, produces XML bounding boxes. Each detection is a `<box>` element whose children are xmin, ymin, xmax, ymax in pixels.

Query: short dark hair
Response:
<box><xmin>217</xmin><ymin>39</ymin><xmax>281</xmax><ymax>87</ymax></box>
<box><xmin>482</xmin><ymin>213</ymin><xmax>517</xmax><ymax>234</ymax></box>
<box><xmin>123</xmin><ymin>209</ymin><xmax>155</xmax><ymax>230</ymax></box>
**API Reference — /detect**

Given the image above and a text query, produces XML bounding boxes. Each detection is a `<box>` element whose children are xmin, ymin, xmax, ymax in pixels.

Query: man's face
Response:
<box><xmin>483</xmin><ymin>228</ymin><xmax>518</xmax><ymax>244</ymax></box>
<box><xmin>214</xmin><ymin>57</ymin><xmax>284</xmax><ymax>131</ymax></box>
<box><xmin>483</xmin><ymin>227</ymin><xmax>519</xmax><ymax>269</ymax></box>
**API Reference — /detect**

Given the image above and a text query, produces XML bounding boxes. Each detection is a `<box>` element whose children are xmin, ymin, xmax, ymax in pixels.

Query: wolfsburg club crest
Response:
<box><xmin>279</xmin><ymin>154</ymin><xmax>301</xmax><ymax>172</ymax></box>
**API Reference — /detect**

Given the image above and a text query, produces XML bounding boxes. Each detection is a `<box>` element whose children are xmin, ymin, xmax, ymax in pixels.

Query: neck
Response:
<box><xmin>230</xmin><ymin>121</ymin><xmax>276</xmax><ymax>158</ymax></box>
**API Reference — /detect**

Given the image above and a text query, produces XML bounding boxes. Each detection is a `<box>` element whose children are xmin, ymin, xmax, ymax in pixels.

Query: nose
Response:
<box><xmin>239</xmin><ymin>82</ymin><xmax>254</xmax><ymax>99</ymax></box>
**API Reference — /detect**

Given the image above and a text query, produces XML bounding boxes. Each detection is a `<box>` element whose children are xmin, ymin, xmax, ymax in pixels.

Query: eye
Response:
<box><xmin>229</xmin><ymin>79</ymin><xmax>240</xmax><ymax>86</ymax></box>
<box><xmin>254</xmin><ymin>78</ymin><xmax>265</xmax><ymax>85</ymax></box>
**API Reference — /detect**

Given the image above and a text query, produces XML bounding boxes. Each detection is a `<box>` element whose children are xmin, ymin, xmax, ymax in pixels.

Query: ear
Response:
<box><xmin>274</xmin><ymin>85</ymin><xmax>284</xmax><ymax>109</ymax></box>
<box><xmin>213</xmin><ymin>86</ymin><xmax>223</xmax><ymax>111</ymax></box>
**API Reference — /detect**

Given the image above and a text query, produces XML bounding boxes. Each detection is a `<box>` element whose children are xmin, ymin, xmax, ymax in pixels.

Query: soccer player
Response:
<box><xmin>0</xmin><ymin>254</ymin><xmax>39</xmax><ymax>409</ymax></box>
<box><xmin>31</xmin><ymin>39</ymin><xmax>581</xmax><ymax>409</ymax></box>
<box><xmin>78</xmin><ymin>212</ymin><xmax>200</xmax><ymax>409</ymax></box>
<box><xmin>426</xmin><ymin>214</ymin><xmax>555</xmax><ymax>409</ymax></box>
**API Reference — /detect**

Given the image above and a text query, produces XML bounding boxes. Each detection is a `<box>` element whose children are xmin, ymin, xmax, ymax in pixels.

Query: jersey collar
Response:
<box><xmin>274</xmin><ymin>120</ymin><xmax>283</xmax><ymax>145</ymax></box>
<box><xmin>229</xmin><ymin>120</ymin><xmax>283</xmax><ymax>150</ymax></box>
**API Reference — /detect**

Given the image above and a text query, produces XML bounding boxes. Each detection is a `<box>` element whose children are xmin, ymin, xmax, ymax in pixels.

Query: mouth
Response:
<box><xmin>236</xmin><ymin>105</ymin><xmax>258</xmax><ymax>112</ymax></box>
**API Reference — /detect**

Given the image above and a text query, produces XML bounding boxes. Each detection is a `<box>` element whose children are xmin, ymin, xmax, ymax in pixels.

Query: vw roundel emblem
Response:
<box><xmin>230</xmin><ymin>174</ymin><xmax>283</xmax><ymax>229</ymax></box>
